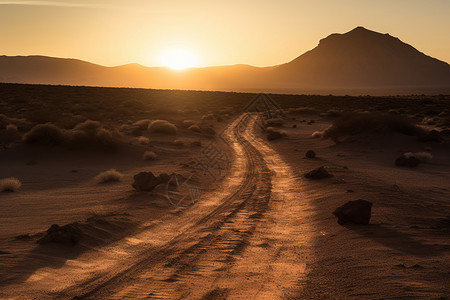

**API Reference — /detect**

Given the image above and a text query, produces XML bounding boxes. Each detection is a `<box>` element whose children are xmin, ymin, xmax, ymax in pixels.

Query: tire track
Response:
<box><xmin>71</xmin><ymin>114</ymin><xmax>274</xmax><ymax>299</ymax></box>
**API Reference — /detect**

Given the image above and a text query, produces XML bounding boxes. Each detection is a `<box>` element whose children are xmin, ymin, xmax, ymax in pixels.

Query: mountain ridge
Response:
<box><xmin>1</xmin><ymin>27</ymin><xmax>450</xmax><ymax>95</ymax></box>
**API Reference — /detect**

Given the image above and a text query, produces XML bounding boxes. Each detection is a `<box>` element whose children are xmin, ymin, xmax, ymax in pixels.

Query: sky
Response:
<box><xmin>1</xmin><ymin>0</ymin><xmax>449</xmax><ymax>68</ymax></box>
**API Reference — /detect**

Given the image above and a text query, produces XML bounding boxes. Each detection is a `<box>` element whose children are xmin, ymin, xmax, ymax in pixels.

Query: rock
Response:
<box><xmin>395</xmin><ymin>155</ymin><xmax>420</xmax><ymax>167</ymax></box>
<box><xmin>37</xmin><ymin>223</ymin><xmax>82</xmax><ymax>246</ymax></box>
<box><xmin>292</xmin><ymin>124</ymin><xmax>297</xmax><ymax>128</ymax></box>
<box><xmin>418</xmin><ymin>130</ymin><xmax>443</xmax><ymax>143</ymax></box>
<box><xmin>132</xmin><ymin>172</ymin><xmax>163</xmax><ymax>191</ymax></box>
<box><xmin>305</xmin><ymin>150</ymin><xmax>316</xmax><ymax>158</ymax></box>
<box><xmin>333</xmin><ymin>199</ymin><xmax>373</xmax><ymax>225</ymax></box>
<box><xmin>267</xmin><ymin>130</ymin><xmax>284</xmax><ymax>141</ymax></box>
<box><xmin>304</xmin><ymin>166</ymin><xmax>332</xmax><ymax>179</ymax></box>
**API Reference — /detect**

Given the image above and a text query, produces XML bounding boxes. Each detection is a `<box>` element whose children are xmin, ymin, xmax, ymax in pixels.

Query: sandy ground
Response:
<box><xmin>0</xmin><ymin>111</ymin><xmax>449</xmax><ymax>299</ymax></box>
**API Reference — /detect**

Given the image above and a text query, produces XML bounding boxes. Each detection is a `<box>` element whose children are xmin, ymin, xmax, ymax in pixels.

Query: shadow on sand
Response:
<box><xmin>345</xmin><ymin>223</ymin><xmax>448</xmax><ymax>257</ymax></box>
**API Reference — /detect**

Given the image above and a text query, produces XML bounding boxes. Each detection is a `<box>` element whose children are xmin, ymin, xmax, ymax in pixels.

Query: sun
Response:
<box><xmin>160</xmin><ymin>49</ymin><xmax>198</xmax><ymax>70</ymax></box>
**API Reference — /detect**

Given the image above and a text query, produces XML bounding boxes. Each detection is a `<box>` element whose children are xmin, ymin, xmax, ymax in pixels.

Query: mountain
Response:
<box><xmin>1</xmin><ymin>27</ymin><xmax>450</xmax><ymax>95</ymax></box>
<box><xmin>271</xmin><ymin>27</ymin><xmax>450</xmax><ymax>89</ymax></box>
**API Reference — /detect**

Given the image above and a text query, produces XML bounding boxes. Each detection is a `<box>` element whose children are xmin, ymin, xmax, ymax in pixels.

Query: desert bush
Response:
<box><xmin>23</xmin><ymin>123</ymin><xmax>68</xmax><ymax>145</ymax></box>
<box><xmin>95</xmin><ymin>169</ymin><xmax>122</xmax><ymax>183</ymax></box>
<box><xmin>0</xmin><ymin>124</ymin><xmax>20</xmax><ymax>146</ymax></box>
<box><xmin>173</xmin><ymin>139</ymin><xmax>185</xmax><ymax>146</ymax></box>
<box><xmin>69</xmin><ymin>120</ymin><xmax>117</xmax><ymax>150</ymax></box>
<box><xmin>142</xmin><ymin>151</ymin><xmax>158</xmax><ymax>160</ymax></box>
<box><xmin>265</xmin><ymin>118</ymin><xmax>283</xmax><ymax>127</ymax></box>
<box><xmin>0</xmin><ymin>177</ymin><xmax>21</xmax><ymax>192</ymax></box>
<box><xmin>324</xmin><ymin>113</ymin><xmax>426</xmax><ymax>142</ymax></box>
<box><xmin>148</xmin><ymin>120</ymin><xmax>177</xmax><ymax>134</ymax></box>
<box><xmin>312</xmin><ymin>130</ymin><xmax>325</xmax><ymax>138</ymax></box>
<box><xmin>188</xmin><ymin>124</ymin><xmax>201</xmax><ymax>133</ymax></box>
<box><xmin>136</xmin><ymin>136</ymin><xmax>150</xmax><ymax>145</ymax></box>
<box><xmin>404</xmin><ymin>151</ymin><xmax>433</xmax><ymax>163</ymax></box>
<box><xmin>183</xmin><ymin>120</ymin><xmax>196</xmax><ymax>128</ymax></box>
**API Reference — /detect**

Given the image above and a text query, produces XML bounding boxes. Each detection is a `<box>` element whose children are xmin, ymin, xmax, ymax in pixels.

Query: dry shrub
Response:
<box><xmin>0</xmin><ymin>114</ymin><xmax>30</xmax><ymax>130</ymax></box>
<box><xmin>173</xmin><ymin>139</ymin><xmax>184</xmax><ymax>146</ymax></box>
<box><xmin>265</xmin><ymin>118</ymin><xmax>283</xmax><ymax>127</ymax></box>
<box><xmin>312</xmin><ymin>131</ymin><xmax>325</xmax><ymax>138</ymax></box>
<box><xmin>23</xmin><ymin>123</ymin><xmax>68</xmax><ymax>145</ymax></box>
<box><xmin>404</xmin><ymin>152</ymin><xmax>433</xmax><ymax>163</ymax></box>
<box><xmin>188</xmin><ymin>124</ymin><xmax>201</xmax><ymax>133</ymax></box>
<box><xmin>136</xmin><ymin>136</ymin><xmax>150</xmax><ymax>145</ymax></box>
<box><xmin>142</xmin><ymin>151</ymin><xmax>158</xmax><ymax>160</ymax></box>
<box><xmin>183</xmin><ymin>120</ymin><xmax>196</xmax><ymax>128</ymax></box>
<box><xmin>69</xmin><ymin>120</ymin><xmax>117</xmax><ymax>150</ymax></box>
<box><xmin>324</xmin><ymin>113</ymin><xmax>426</xmax><ymax>142</ymax></box>
<box><xmin>288</xmin><ymin>107</ymin><xmax>319</xmax><ymax>115</ymax></box>
<box><xmin>0</xmin><ymin>177</ymin><xmax>21</xmax><ymax>192</ymax></box>
<box><xmin>23</xmin><ymin>120</ymin><xmax>117</xmax><ymax>150</ymax></box>
<box><xmin>95</xmin><ymin>169</ymin><xmax>122</xmax><ymax>183</ymax></box>
<box><xmin>148</xmin><ymin>120</ymin><xmax>177</xmax><ymax>134</ymax></box>
<box><xmin>0</xmin><ymin>124</ymin><xmax>20</xmax><ymax>146</ymax></box>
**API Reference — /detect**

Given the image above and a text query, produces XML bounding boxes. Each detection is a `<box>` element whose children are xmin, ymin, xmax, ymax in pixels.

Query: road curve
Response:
<box><xmin>5</xmin><ymin>114</ymin><xmax>313</xmax><ymax>299</ymax></box>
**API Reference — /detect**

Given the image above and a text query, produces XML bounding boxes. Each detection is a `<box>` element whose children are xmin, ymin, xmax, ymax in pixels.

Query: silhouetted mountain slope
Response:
<box><xmin>1</xmin><ymin>27</ymin><xmax>449</xmax><ymax>94</ymax></box>
<box><xmin>272</xmin><ymin>27</ymin><xmax>450</xmax><ymax>88</ymax></box>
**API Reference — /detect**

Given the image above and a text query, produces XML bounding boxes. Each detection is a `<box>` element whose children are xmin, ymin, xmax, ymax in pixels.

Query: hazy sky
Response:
<box><xmin>1</xmin><ymin>0</ymin><xmax>449</xmax><ymax>67</ymax></box>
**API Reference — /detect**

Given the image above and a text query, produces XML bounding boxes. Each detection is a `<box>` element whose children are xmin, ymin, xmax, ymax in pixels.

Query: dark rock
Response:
<box><xmin>333</xmin><ymin>199</ymin><xmax>373</xmax><ymax>225</ymax></box>
<box><xmin>292</xmin><ymin>124</ymin><xmax>297</xmax><ymax>128</ymax></box>
<box><xmin>304</xmin><ymin>166</ymin><xmax>332</xmax><ymax>179</ymax></box>
<box><xmin>395</xmin><ymin>155</ymin><xmax>420</xmax><ymax>167</ymax></box>
<box><xmin>418</xmin><ymin>130</ymin><xmax>443</xmax><ymax>143</ymax></box>
<box><xmin>14</xmin><ymin>234</ymin><xmax>32</xmax><ymax>240</ymax></box>
<box><xmin>305</xmin><ymin>150</ymin><xmax>316</xmax><ymax>158</ymax></box>
<box><xmin>132</xmin><ymin>172</ymin><xmax>163</xmax><ymax>191</ymax></box>
<box><xmin>267</xmin><ymin>130</ymin><xmax>284</xmax><ymax>141</ymax></box>
<box><xmin>37</xmin><ymin>223</ymin><xmax>82</xmax><ymax>246</ymax></box>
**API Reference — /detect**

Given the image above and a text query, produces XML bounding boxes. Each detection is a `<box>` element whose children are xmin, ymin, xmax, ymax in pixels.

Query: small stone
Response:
<box><xmin>304</xmin><ymin>166</ymin><xmax>332</xmax><ymax>179</ymax></box>
<box><xmin>305</xmin><ymin>150</ymin><xmax>316</xmax><ymax>159</ymax></box>
<box><xmin>333</xmin><ymin>199</ymin><xmax>373</xmax><ymax>225</ymax></box>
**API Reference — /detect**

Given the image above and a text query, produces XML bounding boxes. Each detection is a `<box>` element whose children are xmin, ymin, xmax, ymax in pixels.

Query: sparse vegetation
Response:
<box><xmin>323</xmin><ymin>112</ymin><xmax>426</xmax><ymax>142</ymax></box>
<box><xmin>0</xmin><ymin>177</ymin><xmax>22</xmax><ymax>192</ymax></box>
<box><xmin>404</xmin><ymin>151</ymin><xmax>433</xmax><ymax>163</ymax></box>
<box><xmin>143</xmin><ymin>151</ymin><xmax>158</xmax><ymax>160</ymax></box>
<box><xmin>95</xmin><ymin>169</ymin><xmax>122</xmax><ymax>183</ymax></box>
<box><xmin>148</xmin><ymin>120</ymin><xmax>177</xmax><ymax>134</ymax></box>
<box><xmin>23</xmin><ymin>123</ymin><xmax>68</xmax><ymax>145</ymax></box>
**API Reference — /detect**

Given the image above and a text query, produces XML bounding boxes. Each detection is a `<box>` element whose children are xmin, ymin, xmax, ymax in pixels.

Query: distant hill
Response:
<box><xmin>1</xmin><ymin>27</ymin><xmax>450</xmax><ymax>95</ymax></box>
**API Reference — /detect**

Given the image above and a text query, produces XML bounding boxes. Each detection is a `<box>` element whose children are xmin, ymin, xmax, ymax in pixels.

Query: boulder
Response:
<box><xmin>132</xmin><ymin>172</ymin><xmax>163</xmax><ymax>191</ymax></box>
<box><xmin>418</xmin><ymin>130</ymin><xmax>443</xmax><ymax>143</ymax></box>
<box><xmin>305</xmin><ymin>150</ymin><xmax>316</xmax><ymax>158</ymax></box>
<box><xmin>37</xmin><ymin>223</ymin><xmax>82</xmax><ymax>246</ymax></box>
<box><xmin>333</xmin><ymin>199</ymin><xmax>373</xmax><ymax>225</ymax></box>
<box><xmin>304</xmin><ymin>166</ymin><xmax>332</xmax><ymax>179</ymax></box>
<box><xmin>395</xmin><ymin>155</ymin><xmax>420</xmax><ymax>167</ymax></box>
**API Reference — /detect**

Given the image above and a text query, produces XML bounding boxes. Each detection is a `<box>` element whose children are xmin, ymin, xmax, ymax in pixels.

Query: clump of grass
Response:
<box><xmin>324</xmin><ymin>112</ymin><xmax>426</xmax><ymax>142</ymax></box>
<box><xmin>95</xmin><ymin>169</ymin><xmax>122</xmax><ymax>183</ymax></box>
<box><xmin>136</xmin><ymin>136</ymin><xmax>150</xmax><ymax>145</ymax></box>
<box><xmin>142</xmin><ymin>151</ymin><xmax>158</xmax><ymax>161</ymax></box>
<box><xmin>23</xmin><ymin>123</ymin><xmax>68</xmax><ymax>145</ymax></box>
<box><xmin>0</xmin><ymin>177</ymin><xmax>22</xmax><ymax>192</ymax></box>
<box><xmin>0</xmin><ymin>124</ymin><xmax>20</xmax><ymax>146</ymax></box>
<box><xmin>188</xmin><ymin>124</ymin><xmax>201</xmax><ymax>132</ymax></box>
<box><xmin>404</xmin><ymin>152</ymin><xmax>433</xmax><ymax>163</ymax></box>
<box><xmin>23</xmin><ymin>120</ymin><xmax>118</xmax><ymax>150</ymax></box>
<box><xmin>183</xmin><ymin>120</ymin><xmax>196</xmax><ymax>128</ymax></box>
<box><xmin>173</xmin><ymin>139</ymin><xmax>185</xmax><ymax>146</ymax></box>
<box><xmin>312</xmin><ymin>131</ymin><xmax>324</xmax><ymax>138</ymax></box>
<box><xmin>148</xmin><ymin>120</ymin><xmax>177</xmax><ymax>134</ymax></box>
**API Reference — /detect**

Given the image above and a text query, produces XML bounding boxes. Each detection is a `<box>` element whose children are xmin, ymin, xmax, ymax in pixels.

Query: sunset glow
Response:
<box><xmin>160</xmin><ymin>49</ymin><xmax>198</xmax><ymax>70</ymax></box>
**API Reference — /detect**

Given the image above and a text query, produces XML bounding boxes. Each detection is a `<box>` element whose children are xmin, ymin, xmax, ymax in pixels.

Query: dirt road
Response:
<box><xmin>3</xmin><ymin>114</ymin><xmax>314</xmax><ymax>299</ymax></box>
